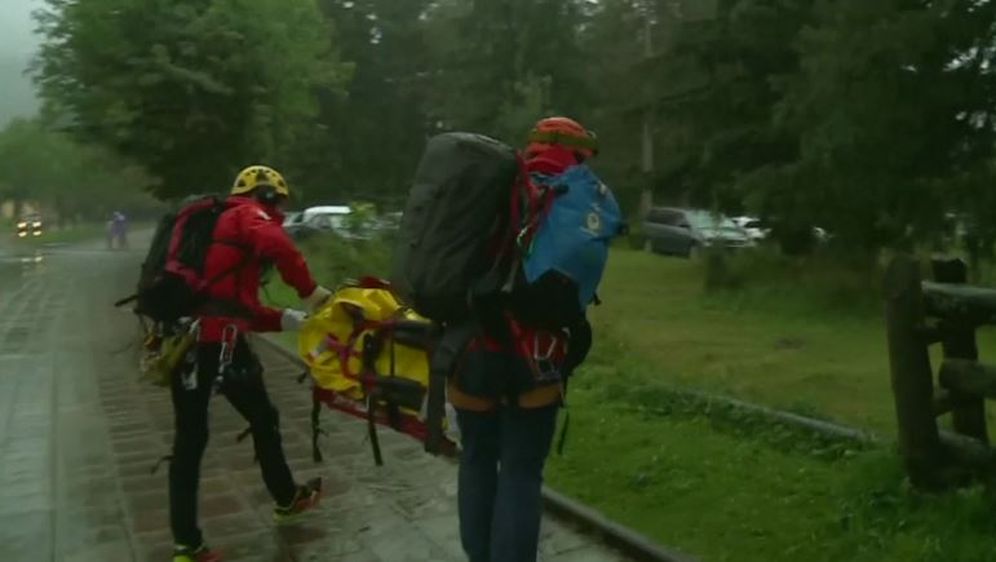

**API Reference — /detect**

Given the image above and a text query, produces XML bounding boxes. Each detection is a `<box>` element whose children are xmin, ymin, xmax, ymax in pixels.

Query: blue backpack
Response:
<box><xmin>510</xmin><ymin>164</ymin><xmax>624</xmax><ymax>328</ymax></box>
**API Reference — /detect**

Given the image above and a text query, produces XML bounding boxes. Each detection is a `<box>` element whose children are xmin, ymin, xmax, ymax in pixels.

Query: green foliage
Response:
<box><xmin>645</xmin><ymin>0</ymin><xmax>810</xmax><ymax>212</ymax></box>
<box><xmin>28</xmin><ymin>0</ymin><xmax>996</xmax><ymax>257</ymax></box>
<box><xmin>0</xmin><ymin>118</ymin><xmax>159</xmax><ymax>221</ymax></box>
<box><xmin>772</xmin><ymin>0</ymin><xmax>996</xmax><ymax>253</ymax></box>
<box><xmin>425</xmin><ymin>0</ymin><xmax>590</xmax><ymax>142</ymax></box>
<box><xmin>642</xmin><ymin>0</ymin><xmax>996</xmax><ymax>255</ymax></box>
<box><xmin>297</xmin><ymin>231</ymin><xmax>392</xmax><ymax>286</ymax></box>
<box><xmin>33</xmin><ymin>0</ymin><xmax>348</xmax><ymax>199</ymax></box>
<box><xmin>301</xmin><ymin>0</ymin><xmax>432</xmax><ymax>207</ymax></box>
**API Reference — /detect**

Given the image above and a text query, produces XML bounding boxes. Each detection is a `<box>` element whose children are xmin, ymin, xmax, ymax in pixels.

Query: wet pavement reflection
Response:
<box><xmin>0</xmin><ymin>236</ymin><xmax>629</xmax><ymax>562</ymax></box>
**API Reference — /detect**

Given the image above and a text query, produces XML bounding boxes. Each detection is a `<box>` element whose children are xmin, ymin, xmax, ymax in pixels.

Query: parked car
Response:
<box><xmin>282</xmin><ymin>211</ymin><xmax>303</xmax><ymax>229</ymax></box>
<box><xmin>732</xmin><ymin>215</ymin><xmax>830</xmax><ymax>245</ymax></box>
<box><xmin>642</xmin><ymin>208</ymin><xmax>754</xmax><ymax>258</ymax></box>
<box><xmin>16</xmin><ymin>214</ymin><xmax>43</xmax><ymax>239</ymax></box>
<box><xmin>283</xmin><ymin>205</ymin><xmax>352</xmax><ymax>240</ymax></box>
<box><xmin>379</xmin><ymin>211</ymin><xmax>403</xmax><ymax>231</ymax></box>
<box><xmin>731</xmin><ymin>216</ymin><xmax>771</xmax><ymax>242</ymax></box>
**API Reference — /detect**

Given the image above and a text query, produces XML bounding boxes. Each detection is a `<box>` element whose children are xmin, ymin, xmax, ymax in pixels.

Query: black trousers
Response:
<box><xmin>169</xmin><ymin>337</ymin><xmax>297</xmax><ymax>546</ymax></box>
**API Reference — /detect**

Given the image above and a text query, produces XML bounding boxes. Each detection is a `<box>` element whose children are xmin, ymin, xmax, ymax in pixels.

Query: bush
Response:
<box><xmin>699</xmin><ymin>246</ymin><xmax>884</xmax><ymax>316</ymax></box>
<box><xmin>627</xmin><ymin>223</ymin><xmax>648</xmax><ymax>250</ymax></box>
<box><xmin>297</xmin><ymin>232</ymin><xmax>393</xmax><ymax>287</ymax></box>
<box><xmin>702</xmin><ymin>249</ymin><xmax>743</xmax><ymax>292</ymax></box>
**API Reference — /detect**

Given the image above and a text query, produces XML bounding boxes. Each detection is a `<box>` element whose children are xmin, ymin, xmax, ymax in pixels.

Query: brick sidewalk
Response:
<box><xmin>0</xmin><ymin>243</ymin><xmax>628</xmax><ymax>562</ymax></box>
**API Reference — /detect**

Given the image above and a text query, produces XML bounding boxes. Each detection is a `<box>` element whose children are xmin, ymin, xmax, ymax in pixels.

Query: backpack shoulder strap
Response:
<box><xmin>196</xmin><ymin>238</ymin><xmax>253</xmax><ymax>291</ymax></box>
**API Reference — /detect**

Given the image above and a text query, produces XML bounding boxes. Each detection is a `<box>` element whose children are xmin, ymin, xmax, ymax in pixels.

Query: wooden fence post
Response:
<box><xmin>932</xmin><ymin>258</ymin><xmax>989</xmax><ymax>445</ymax></box>
<box><xmin>885</xmin><ymin>255</ymin><xmax>944</xmax><ymax>487</ymax></box>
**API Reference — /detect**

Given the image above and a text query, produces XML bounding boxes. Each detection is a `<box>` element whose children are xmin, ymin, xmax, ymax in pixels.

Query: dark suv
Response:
<box><xmin>642</xmin><ymin>207</ymin><xmax>753</xmax><ymax>258</ymax></box>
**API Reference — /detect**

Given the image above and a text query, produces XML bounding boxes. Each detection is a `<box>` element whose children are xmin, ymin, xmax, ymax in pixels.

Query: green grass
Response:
<box><xmin>267</xmin><ymin>236</ymin><xmax>996</xmax><ymax>562</ymax></box>
<box><xmin>588</xmin><ymin>248</ymin><xmax>996</xmax><ymax>435</ymax></box>
<box><xmin>585</xmin><ymin>249</ymin><xmax>895</xmax><ymax>431</ymax></box>
<box><xmin>547</xmin><ymin>382</ymin><xmax>996</xmax><ymax>562</ymax></box>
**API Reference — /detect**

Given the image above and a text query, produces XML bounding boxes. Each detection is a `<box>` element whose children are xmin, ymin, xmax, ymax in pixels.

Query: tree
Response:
<box><xmin>304</xmin><ymin>0</ymin><xmax>434</xmax><ymax>207</ymax></box>
<box><xmin>775</xmin><ymin>0</ymin><xmax>996</xmax><ymax>255</ymax></box>
<box><xmin>576</xmin><ymin>0</ymin><xmax>667</xmax><ymax>214</ymax></box>
<box><xmin>426</xmin><ymin>0</ymin><xmax>591</xmax><ymax>143</ymax></box>
<box><xmin>644</xmin><ymin>0</ymin><xmax>813</xmax><ymax>214</ymax></box>
<box><xmin>0</xmin><ymin>118</ymin><xmax>158</xmax><ymax>223</ymax></box>
<box><xmin>33</xmin><ymin>0</ymin><xmax>349</xmax><ymax>199</ymax></box>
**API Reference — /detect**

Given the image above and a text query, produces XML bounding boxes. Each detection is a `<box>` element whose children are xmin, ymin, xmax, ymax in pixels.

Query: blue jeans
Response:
<box><xmin>457</xmin><ymin>405</ymin><xmax>558</xmax><ymax>562</ymax></box>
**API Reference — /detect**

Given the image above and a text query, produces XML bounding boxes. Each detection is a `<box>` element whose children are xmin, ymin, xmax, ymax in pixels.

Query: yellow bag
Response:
<box><xmin>140</xmin><ymin>331</ymin><xmax>196</xmax><ymax>387</ymax></box>
<box><xmin>297</xmin><ymin>278</ymin><xmax>454</xmax><ymax>463</ymax></box>
<box><xmin>299</xmin><ymin>285</ymin><xmax>430</xmax><ymax>400</ymax></box>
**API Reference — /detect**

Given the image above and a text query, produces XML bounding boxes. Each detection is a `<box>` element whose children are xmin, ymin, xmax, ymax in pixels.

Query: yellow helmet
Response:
<box><xmin>231</xmin><ymin>165</ymin><xmax>290</xmax><ymax>198</ymax></box>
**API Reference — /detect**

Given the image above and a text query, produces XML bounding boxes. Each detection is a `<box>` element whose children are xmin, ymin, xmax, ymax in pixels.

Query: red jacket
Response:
<box><xmin>199</xmin><ymin>196</ymin><xmax>317</xmax><ymax>342</ymax></box>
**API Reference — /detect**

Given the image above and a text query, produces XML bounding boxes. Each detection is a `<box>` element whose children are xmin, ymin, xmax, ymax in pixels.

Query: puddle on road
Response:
<box><xmin>4</xmin><ymin>326</ymin><xmax>29</xmax><ymax>346</ymax></box>
<box><xmin>0</xmin><ymin>249</ymin><xmax>46</xmax><ymax>265</ymax></box>
<box><xmin>0</xmin><ymin>250</ymin><xmax>47</xmax><ymax>292</ymax></box>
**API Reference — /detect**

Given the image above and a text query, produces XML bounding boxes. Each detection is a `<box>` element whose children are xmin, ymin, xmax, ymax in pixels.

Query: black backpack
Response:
<box><xmin>117</xmin><ymin>195</ymin><xmax>239</xmax><ymax>323</ymax></box>
<box><xmin>392</xmin><ymin>132</ymin><xmax>521</xmax><ymax>322</ymax></box>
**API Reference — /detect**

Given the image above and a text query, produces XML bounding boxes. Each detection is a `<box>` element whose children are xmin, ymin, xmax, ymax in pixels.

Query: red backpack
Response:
<box><xmin>116</xmin><ymin>196</ymin><xmax>245</xmax><ymax>323</ymax></box>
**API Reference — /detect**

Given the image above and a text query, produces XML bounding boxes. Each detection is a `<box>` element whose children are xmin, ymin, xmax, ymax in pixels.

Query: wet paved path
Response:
<box><xmin>0</xmin><ymin>238</ymin><xmax>628</xmax><ymax>562</ymax></box>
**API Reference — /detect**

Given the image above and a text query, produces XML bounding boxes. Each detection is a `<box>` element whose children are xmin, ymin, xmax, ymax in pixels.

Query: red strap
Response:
<box><xmin>313</xmin><ymin>386</ymin><xmax>450</xmax><ymax>449</ymax></box>
<box><xmin>514</xmin><ymin>182</ymin><xmax>555</xmax><ymax>255</ymax></box>
<box><xmin>330</xmin><ymin>317</ymin><xmax>401</xmax><ymax>385</ymax></box>
<box><xmin>490</xmin><ymin>155</ymin><xmax>530</xmax><ymax>262</ymax></box>
<box><xmin>356</xmin><ymin>276</ymin><xmax>392</xmax><ymax>290</ymax></box>
<box><xmin>504</xmin><ymin>313</ymin><xmax>568</xmax><ymax>379</ymax></box>
<box><xmin>504</xmin><ymin>313</ymin><xmax>544</xmax><ymax>379</ymax></box>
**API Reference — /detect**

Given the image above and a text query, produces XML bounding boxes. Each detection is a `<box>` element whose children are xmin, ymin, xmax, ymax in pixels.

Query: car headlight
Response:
<box><xmin>17</xmin><ymin>222</ymin><xmax>27</xmax><ymax>229</ymax></box>
<box><xmin>17</xmin><ymin>231</ymin><xmax>27</xmax><ymax>238</ymax></box>
<box><xmin>32</xmin><ymin>222</ymin><xmax>42</xmax><ymax>228</ymax></box>
<box><xmin>33</xmin><ymin>230</ymin><xmax>42</xmax><ymax>236</ymax></box>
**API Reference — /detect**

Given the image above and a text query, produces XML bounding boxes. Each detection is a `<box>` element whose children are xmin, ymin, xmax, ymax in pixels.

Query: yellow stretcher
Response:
<box><xmin>297</xmin><ymin>277</ymin><xmax>454</xmax><ymax>464</ymax></box>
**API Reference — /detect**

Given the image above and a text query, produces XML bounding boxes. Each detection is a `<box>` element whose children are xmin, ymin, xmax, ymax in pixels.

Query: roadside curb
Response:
<box><xmin>652</xmin><ymin>387</ymin><xmax>882</xmax><ymax>447</ymax></box>
<box><xmin>254</xmin><ymin>334</ymin><xmax>699</xmax><ymax>562</ymax></box>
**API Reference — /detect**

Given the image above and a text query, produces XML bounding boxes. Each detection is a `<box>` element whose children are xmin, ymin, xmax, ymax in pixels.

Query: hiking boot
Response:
<box><xmin>273</xmin><ymin>477</ymin><xmax>323</xmax><ymax>523</ymax></box>
<box><xmin>172</xmin><ymin>543</ymin><xmax>222</xmax><ymax>562</ymax></box>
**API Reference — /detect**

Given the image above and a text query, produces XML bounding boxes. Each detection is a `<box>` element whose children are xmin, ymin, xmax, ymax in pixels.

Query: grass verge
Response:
<box><xmin>265</xmin><ymin>235</ymin><xmax>996</xmax><ymax>561</ymax></box>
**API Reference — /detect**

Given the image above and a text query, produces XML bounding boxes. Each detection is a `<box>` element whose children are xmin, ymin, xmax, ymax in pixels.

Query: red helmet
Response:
<box><xmin>526</xmin><ymin>116</ymin><xmax>598</xmax><ymax>159</ymax></box>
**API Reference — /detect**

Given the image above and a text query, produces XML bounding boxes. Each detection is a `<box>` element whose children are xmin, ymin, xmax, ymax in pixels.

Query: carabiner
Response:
<box><xmin>532</xmin><ymin>332</ymin><xmax>558</xmax><ymax>362</ymax></box>
<box><xmin>215</xmin><ymin>324</ymin><xmax>239</xmax><ymax>392</ymax></box>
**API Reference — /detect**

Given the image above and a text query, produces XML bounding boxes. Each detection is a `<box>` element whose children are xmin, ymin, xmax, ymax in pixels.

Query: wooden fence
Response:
<box><xmin>885</xmin><ymin>255</ymin><xmax>996</xmax><ymax>488</ymax></box>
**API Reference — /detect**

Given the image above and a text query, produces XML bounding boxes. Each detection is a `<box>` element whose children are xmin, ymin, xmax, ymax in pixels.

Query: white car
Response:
<box><xmin>301</xmin><ymin>205</ymin><xmax>352</xmax><ymax>224</ymax></box>
<box><xmin>284</xmin><ymin>205</ymin><xmax>355</xmax><ymax>240</ymax></box>
<box><xmin>731</xmin><ymin>216</ymin><xmax>770</xmax><ymax>242</ymax></box>
<box><xmin>731</xmin><ymin>216</ymin><xmax>831</xmax><ymax>244</ymax></box>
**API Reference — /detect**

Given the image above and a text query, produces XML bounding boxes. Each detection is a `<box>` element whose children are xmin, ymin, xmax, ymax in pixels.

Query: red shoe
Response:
<box><xmin>273</xmin><ymin>477</ymin><xmax>323</xmax><ymax>523</ymax></box>
<box><xmin>172</xmin><ymin>543</ymin><xmax>222</xmax><ymax>562</ymax></box>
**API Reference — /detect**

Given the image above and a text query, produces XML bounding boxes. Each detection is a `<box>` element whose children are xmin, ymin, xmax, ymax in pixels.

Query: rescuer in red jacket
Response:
<box><xmin>170</xmin><ymin>165</ymin><xmax>331</xmax><ymax>562</ymax></box>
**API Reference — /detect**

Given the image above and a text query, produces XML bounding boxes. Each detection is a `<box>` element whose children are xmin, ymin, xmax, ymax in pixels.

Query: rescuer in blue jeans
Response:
<box><xmin>447</xmin><ymin>116</ymin><xmax>597</xmax><ymax>561</ymax></box>
<box><xmin>448</xmin><ymin>315</ymin><xmax>591</xmax><ymax>562</ymax></box>
<box><xmin>455</xmin><ymin>403</ymin><xmax>559</xmax><ymax>562</ymax></box>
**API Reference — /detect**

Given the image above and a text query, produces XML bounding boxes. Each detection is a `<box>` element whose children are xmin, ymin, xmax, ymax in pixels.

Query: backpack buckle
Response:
<box><xmin>216</xmin><ymin>324</ymin><xmax>239</xmax><ymax>392</ymax></box>
<box><xmin>531</xmin><ymin>332</ymin><xmax>561</xmax><ymax>382</ymax></box>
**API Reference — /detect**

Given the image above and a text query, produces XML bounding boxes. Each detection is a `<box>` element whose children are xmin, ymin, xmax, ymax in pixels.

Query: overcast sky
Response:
<box><xmin>0</xmin><ymin>0</ymin><xmax>43</xmax><ymax>126</ymax></box>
